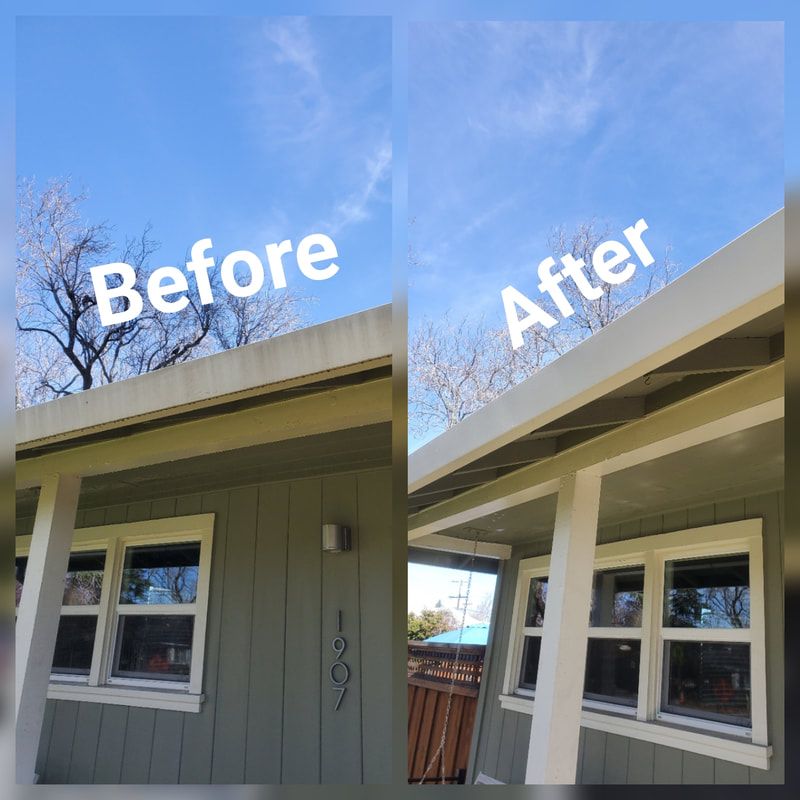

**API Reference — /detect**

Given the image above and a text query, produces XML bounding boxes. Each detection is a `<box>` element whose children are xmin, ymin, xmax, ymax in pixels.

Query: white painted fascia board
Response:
<box><xmin>409</xmin><ymin>211</ymin><xmax>783</xmax><ymax>494</ymax></box>
<box><xmin>17</xmin><ymin>303</ymin><xmax>391</xmax><ymax>450</ymax></box>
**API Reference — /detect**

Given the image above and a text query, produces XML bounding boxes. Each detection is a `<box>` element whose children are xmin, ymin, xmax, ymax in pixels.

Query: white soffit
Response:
<box><xmin>409</xmin><ymin>210</ymin><xmax>784</xmax><ymax>494</ymax></box>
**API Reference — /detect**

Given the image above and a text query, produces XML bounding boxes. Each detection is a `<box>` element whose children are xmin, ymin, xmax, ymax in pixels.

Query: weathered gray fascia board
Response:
<box><xmin>409</xmin><ymin>210</ymin><xmax>784</xmax><ymax>494</ymax></box>
<box><xmin>17</xmin><ymin>303</ymin><xmax>391</xmax><ymax>451</ymax></box>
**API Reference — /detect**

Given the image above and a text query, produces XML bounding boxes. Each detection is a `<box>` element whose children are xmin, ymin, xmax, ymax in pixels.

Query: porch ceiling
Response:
<box><xmin>16</xmin><ymin>421</ymin><xmax>391</xmax><ymax>521</ymax></box>
<box><xmin>425</xmin><ymin>417</ymin><xmax>783</xmax><ymax>547</ymax></box>
<box><xmin>409</xmin><ymin>211</ymin><xmax>783</xmax><ymax>513</ymax></box>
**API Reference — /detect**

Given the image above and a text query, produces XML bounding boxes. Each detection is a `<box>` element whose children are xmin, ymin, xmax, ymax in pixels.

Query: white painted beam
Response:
<box><xmin>16</xmin><ymin>473</ymin><xmax>81</xmax><ymax>784</ymax></box>
<box><xmin>525</xmin><ymin>470</ymin><xmax>601</xmax><ymax>784</ymax></box>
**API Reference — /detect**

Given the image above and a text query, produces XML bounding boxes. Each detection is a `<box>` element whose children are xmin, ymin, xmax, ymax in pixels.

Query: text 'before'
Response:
<box><xmin>90</xmin><ymin>233</ymin><xmax>340</xmax><ymax>327</ymax></box>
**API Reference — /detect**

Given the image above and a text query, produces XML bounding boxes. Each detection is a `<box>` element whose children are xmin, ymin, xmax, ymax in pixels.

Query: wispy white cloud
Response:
<box><xmin>320</xmin><ymin>139</ymin><xmax>391</xmax><ymax>235</ymax></box>
<box><xmin>262</xmin><ymin>17</ymin><xmax>319</xmax><ymax>81</ymax></box>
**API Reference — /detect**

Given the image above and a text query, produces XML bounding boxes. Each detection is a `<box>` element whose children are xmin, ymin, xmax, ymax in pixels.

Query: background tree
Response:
<box><xmin>409</xmin><ymin>219</ymin><xmax>676</xmax><ymax>436</ymax></box>
<box><xmin>407</xmin><ymin>607</ymin><xmax>459</xmax><ymax>641</ymax></box>
<box><xmin>16</xmin><ymin>178</ymin><xmax>311</xmax><ymax>407</ymax></box>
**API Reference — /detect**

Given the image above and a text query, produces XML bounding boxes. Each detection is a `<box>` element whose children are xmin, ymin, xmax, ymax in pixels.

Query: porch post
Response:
<box><xmin>524</xmin><ymin>469</ymin><xmax>601</xmax><ymax>784</ymax></box>
<box><xmin>16</xmin><ymin>473</ymin><xmax>81</xmax><ymax>784</ymax></box>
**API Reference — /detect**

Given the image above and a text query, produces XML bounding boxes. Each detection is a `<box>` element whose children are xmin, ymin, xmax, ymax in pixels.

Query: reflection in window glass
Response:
<box><xmin>662</xmin><ymin>641</ymin><xmax>751</xmax><ymax>727</ymax></box>
<box><xmin>584</xmin><ymin>639</ymin><xmax>640</xmax><ymax>706</ymax></box>
<box><xmin>15</xmin><ymin>557</ymin><xmax>27</xmax><ymax>608</ymax></box>
<box><xmin>519</xmin><ymin>636</ymin><xmax>542</xmax><ymax>690</ymax></box>
<box><xmin>51</xmin><ymin>616</ymin><xmax>97</xmax><ymax>675</ymax></box>
<box><xmin>590</xmin><ymin>566</ymin><xmax>644</xmax><ymax>627</ymax></box>
<box><xmin>524</xmin><ymin>577</ymin><xmax>548</xmax><ymax>627</ymax></box>
<box><xmin>119</xmin><ymin>542</ymin><xmax>200</xmax><ymax>605</ymax></box>
<box><xmin>112</xmin><ymin>615</ymin><xmax>194</xmax><ymax>681</ymax></box>
<box><xmin>63</xmin><ymin>551</ymin><xmax>106</xmax><ymax>606</ymax></box>
<box><xmin>664</xmin><ymin>554</ymin><xmax>749</xmax><ymax>628</ymax></box>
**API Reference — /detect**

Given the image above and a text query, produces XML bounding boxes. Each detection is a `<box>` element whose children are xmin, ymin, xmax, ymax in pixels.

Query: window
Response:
<box><xmin>500</xmin><ymin>519</ymin><xmax>769</xmax><ymax>767</ymax></box>
<box><xmin>15</xmin><ymin>514</ymin><xmax>214</xmax><ymax>712</ymax></box>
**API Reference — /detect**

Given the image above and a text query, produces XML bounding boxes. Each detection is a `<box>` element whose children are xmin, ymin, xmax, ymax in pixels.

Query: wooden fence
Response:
<box><xmin>407</xmin><ymin>642</ymin><xmax>485</xmax><ymax>784</ymax></box>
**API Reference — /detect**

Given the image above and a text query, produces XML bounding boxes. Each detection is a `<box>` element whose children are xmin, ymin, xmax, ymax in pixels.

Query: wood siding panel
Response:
<box><xmin>244</xmin><ymin>482</ymin><xmax>290</xmax><ymax>784</ymax></box>
<box><xmin>357</xmin><ymin>468</ymin><xmax>393</xmax><ymax>784</ymax></box>
<box><xmin>320</xmin><ymin>474</ymin><xmax>362</xmax><ymax>783</ymax></box>
<box><xmin>281</xmin><ymin>478</ymin><xmax>322</xmax><ymax>784</ymax></box>
<box><xmin>148</xmin><ymin>710</ymin><xmax>184</xmax><ymax>784</ymax></box>
<box><xmin>210</xmin><ymin>486</ymin><xmax>258</xmax><ymax>784</ymax></box>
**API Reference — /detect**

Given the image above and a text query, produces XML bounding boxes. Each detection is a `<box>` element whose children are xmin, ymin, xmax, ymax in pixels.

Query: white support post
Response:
<box><xmin>525</xmin><ymin>469</ymin><xmax>601</xmax><ymax>784</ymax></box>
<box><xmin>16</xmin><ymin>473</ymin><xmax>81</xmax><ymax>784</ymax></box>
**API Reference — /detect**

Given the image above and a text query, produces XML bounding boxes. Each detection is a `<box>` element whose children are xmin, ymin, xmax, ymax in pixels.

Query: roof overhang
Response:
<box><xmin>16</xmin><ymin>305</ymin><xmax>392</xmax><ymax>490</ymax></box>
<box><xmin>17</xmin><ymin>304</ymin><xmax>391</xmax><ymax>453</ymax></box>
<box><xmin>409</xmin><ymin>211</ymin><xmax>784</xmax><ymax>544</ymax></box>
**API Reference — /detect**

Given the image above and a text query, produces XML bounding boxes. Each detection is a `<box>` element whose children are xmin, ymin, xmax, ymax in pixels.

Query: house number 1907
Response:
<box><xmin>330</xmin><ymin>610</ymin><xmax>350</xmax><ymax>711</ymax></box>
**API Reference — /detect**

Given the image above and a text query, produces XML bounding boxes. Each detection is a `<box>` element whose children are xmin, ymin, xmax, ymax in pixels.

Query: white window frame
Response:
<box><xmin>499</xmin><ymin>519</ymin><xmax>772</xmax><ymax>769</ymax></box>
<box><xmin>16</xmin><ymin>514</ymin><xmax>214</xmax><ymax>713</ymax></box>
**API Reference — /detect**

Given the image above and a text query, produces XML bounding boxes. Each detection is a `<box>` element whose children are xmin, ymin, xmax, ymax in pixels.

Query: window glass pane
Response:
<box><xmin>662</xmin><ymin>641</ymin><xmax>751</xmax><ymax>727</ymax></box>
<box><xmin>664</xmin><ymin>554</ymin><xmax>749</xmax><ymax>628</ymax></box>
<box><xmin>583</xmin><ymin>639</ymin><xmax>640</xmax><ymax>707</ymax></box>
<box><xmin>524</xmin><ymin>577</ymin><xmax>548</xmax><ymax>627</ymax></box>
<box><xmin>15</xmin><ymin>557</ymin><xmax>27</xmax><ymax>608</ymax></box>
<box><xmin>63</xmin><ymin>551</ymin><xmax>106</xmax><ymax>606</ymax></box>
<box><xmin>51</xmin><ymin>615</ymin><xmax>97</xmax><ymax>675</ymax></box>
<box><xmin>590</xmin><ymin>566</ymin><xmax>644</xmax><ymax>627</ymax></box>
<box><xmin>112</xmin><ymin>615</ymin><xmax>194</xmax><ymax>681</ymax></box>
<box><xmin>519</xmin><ymin>636</ymin><xmax>541</xmax><ymax>690</ymax></box>
<box><xmin>119</xmin><ymin>542</ymin><xmax>200</xmax><ymax>604</ymax></box>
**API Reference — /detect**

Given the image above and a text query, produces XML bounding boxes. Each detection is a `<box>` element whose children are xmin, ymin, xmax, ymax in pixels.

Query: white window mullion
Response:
<box><xmin>638</xmin><ymin>550</ymin><xmax>658</xmax><ymax>721</ymax></box>
<box><xmin>96</xmin><ymin>537</ymin><xmax>124</xmax><ymax>686</ymax></box>
<box><xmin>87</xmin><ymin>538</ymin><xmax>114</xmax><ymax>687</ymax></box>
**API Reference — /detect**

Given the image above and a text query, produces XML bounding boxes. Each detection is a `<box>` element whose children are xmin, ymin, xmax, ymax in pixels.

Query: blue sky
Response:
<box><xmin>408</xmin><ymin>21</ymin><xmax>783</xmax><ymax>335</ymax></box>
<box><xmin>16</xmin><ymin>15</ymin><xmax>391</xmax><ymax>324</ymax></box>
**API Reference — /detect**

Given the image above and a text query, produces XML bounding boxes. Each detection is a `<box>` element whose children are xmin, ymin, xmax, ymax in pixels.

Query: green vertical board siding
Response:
<box><xmin>93</xmin><ymin>705</ymin><xmax>129</xmax><ymax>783</ymax></box>
<box><xmin>45</xmin><ymin>701</ymin><xmax>78</xmax><ymax>783</ymax></box>
<box><xmin>281</xmin><ymin>478</ymin><xmax>322</xmax><ymax>783</ymax></box>
<box><xmin>120</xmin><ymin>708</ymin><xmax>155</xmax><ymax>783</ymax></box>
<box><xmin>148</xmin><ymin>711</ymin><xmax>184</xmax><ymax>784</ymax></box>
<box><xmin>626</xmin><ymin>739</ymin><xmax>655</xmax><ymax>784</ymax></box>
<box><xmin>245</xmin><ymin>482</ymin><xmax>290</xmax><ymax>784</ymax></box>
<box><xmin>67</xmin><ymin>702</ymin><xmax>103</xmax><ymax>783</ymax></box>
<box><xmin>320</xmin><ymin>474</ymin><xmax>362</xmax><ymax>783</ymax></box>
<box><xmin>211</xmin><ymin>486</ymin><xmax>258</xmax><ymax>784</ymax></box>
<box><xmin>357</xmin><ymin>468</ymin><xmax>392</xmax><ymax>784</ymax></box>
<box><xmin>179</xmin><ymin>491</ymin><xmax>229</xmax><ymax>784</ymax></box>
<box><xmin>26</xmin><ymin>462</ymin><xmax>396</xmax><ymax>785</ymax></box>
<box><xmin>467</xmin><ymin>491</ymin><xmax>783</xmax><ymax>785</ymax></box>
<box><xmin>580</xmin><ymin>729</ymin><xmax>607</xmax><ymax>783</ymax></box>
<box><xmin>652</xmin><ymin>744</ymin><xmax>683</xmax><ymax>783</ymax></box>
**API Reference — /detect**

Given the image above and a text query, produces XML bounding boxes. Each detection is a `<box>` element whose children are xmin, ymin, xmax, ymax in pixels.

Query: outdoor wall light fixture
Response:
<box><xmin>322</xmin><ymin>523</ymin><xmax>351</xmax><ymax>553</ymax></box>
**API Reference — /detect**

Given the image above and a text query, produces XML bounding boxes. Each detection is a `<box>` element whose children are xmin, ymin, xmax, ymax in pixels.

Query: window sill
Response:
<box><xmin>497</xmin><ymin>694</ymin><xmax>772</xmax><ymax>770</ymax></box>
<box><xmin>47</xmin><ymin>682</ymin><xmax>204</xmax><ymax>713</ymax></box>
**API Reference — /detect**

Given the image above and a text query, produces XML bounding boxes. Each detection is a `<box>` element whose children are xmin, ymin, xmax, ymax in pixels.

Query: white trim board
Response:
<box><xmin>497</xmin><ymin>696</ymin><xmax>771</xmax><ymax>770</ymax></box>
